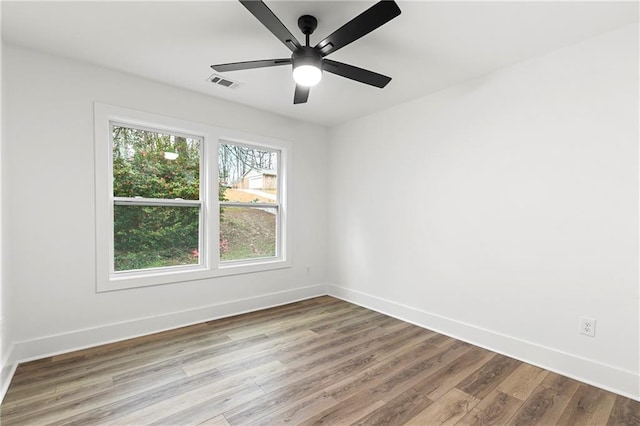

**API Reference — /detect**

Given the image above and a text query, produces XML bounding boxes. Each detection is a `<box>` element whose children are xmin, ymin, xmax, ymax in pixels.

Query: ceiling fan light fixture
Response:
<box><xmin>292</xmin><ymin>47</ymin><xmax>323</xmax><ymax>87</ymax></box>
<box><xmin>293</xmin><ymin>64</ymin><xmax>322</xmax><ymax>87</ymax></box>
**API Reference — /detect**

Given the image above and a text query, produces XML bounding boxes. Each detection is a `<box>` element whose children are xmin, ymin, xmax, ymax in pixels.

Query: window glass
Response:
<box><xmin>220</xmin><ymin>206</ymin><xmax>277</xmax><ymax>261</ymax></box>
<box><xmin>113</xmin><ymin>126</ymin><xmax>201</xmax><ymax>200</ymax></box>
<box><xmin>112</xmin><ymin>124</ymin><xmax>202</xmax><ymax>273</ymax></box>
<box><xmin>219</xmin><ymin>142</ymin><xmax>280</xmax><ymax>263</ymax></box>
<box><xmin>114</xmin><ymin>205</ymin><xmax>200</xmax><ymax>271</ymax></box>
<box><xmin>218</xmin><ymin>143</ymin><xmax>278</xmax><ymax>204</ymax></box>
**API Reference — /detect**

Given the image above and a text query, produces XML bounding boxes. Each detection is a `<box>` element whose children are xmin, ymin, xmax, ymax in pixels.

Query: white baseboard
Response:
<box><xmin>0</xmin><ymin>283</ymin><xmax>328</xmax><ymax>403</ymax></box>
<box><xmin>1</xmin><ymin>315</ymin><xmax>16</xmax><ymax>401</ymax></box>
<box><xmin>327</xmin><ymin>284</ymin><xmax>640</xmax><ymax>402</ymax></box>
<box><xmin>1</xmin><ymin>342</ymin><xmax>16</xmax><ymax>402</ymax></box>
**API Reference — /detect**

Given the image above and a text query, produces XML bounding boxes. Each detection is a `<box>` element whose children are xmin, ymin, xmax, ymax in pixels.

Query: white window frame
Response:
<box><xmin>109</xmin><ymin>122</ymin><xmax>206</xmax><ymax>278</ymax></box>
<box><xmin>94</xmin><ymin>103</ymin><xmax>292</xmax><ymax>292</ymax></box>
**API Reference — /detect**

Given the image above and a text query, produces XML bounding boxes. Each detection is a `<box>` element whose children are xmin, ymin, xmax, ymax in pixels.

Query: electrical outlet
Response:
<box><xmin>306</xmin><ymin>265</ymin><xmax>311</xmax><ymax>276</ymax></box>
<box><xmin>579</xmin><ymin>317</ymin><xmax>596</xmax><ymax>337</ymax></box>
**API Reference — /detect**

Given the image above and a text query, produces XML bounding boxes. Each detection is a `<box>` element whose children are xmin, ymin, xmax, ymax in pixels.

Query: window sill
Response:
<box><xmin>97</xmin><ymin>259</ymin><xmax>292</xmax><ymax>293</ymax></box>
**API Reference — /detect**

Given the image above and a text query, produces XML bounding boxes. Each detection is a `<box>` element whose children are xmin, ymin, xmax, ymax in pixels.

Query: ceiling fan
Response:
<box><xmin>211</xmin><ymin>0</ymin><xmax>401</xmax><ymax>104</ymax></box>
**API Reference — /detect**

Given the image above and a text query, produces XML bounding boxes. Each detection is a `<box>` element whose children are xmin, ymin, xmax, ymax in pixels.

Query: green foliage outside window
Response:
<box><xmin>112</xmin><ymin>126</ymin><xmax>204</xmax><ymax>271</ymax></box>
<box><xmin>112</xmin><ymin>127</ymin><xmax>279</xmax><ymax>272</ymax></box>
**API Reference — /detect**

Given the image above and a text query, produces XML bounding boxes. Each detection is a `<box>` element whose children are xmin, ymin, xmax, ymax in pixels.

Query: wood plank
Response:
<box><xmin>249</xmin><ymin>391</ymin><xmax>339</xmax><ymax>426</ymax></box>
<box><xmin>18</xmin><ymin>323</ymin><xmax>225</xmax><ymax>382</ymax></box>
<box><xmin>455</xmin><ymin>354</ymin><xmax>522</xmax><ymax>400</ymax></box>
<box><xmin>607</xmin><ymin>395</ymin><xmax>640</xmax><ymax>426</ymax></box>
<box><xmin>136</xmin><ymin>383</ymin><xmax>264</xmax><ymax>426</ymax></box>
<box><xmin>49</xmin><ymin>323</ymin><xmax>212</xmax><ymax>363</ymax></box>
<box><xmin>276</xmin><ymin>321</ymin><xmax>391</xmax><ymax>364</ymax></box>
<box><xmin>0</xmin><ymin>377</ymin><xmax>114</xmax><ymax>419</ymax></box>
<box><xmin>366</xmin><ymin>341</ymin><xmax>473</xmax><ymax>403</ymax></box>
<box><xmin>324</xmin><ymin>338</ymin><xmax>458</xmax><ymax>403</ymax></box>
<box><xmin>494</xmin><ymin>363</ymin><xmax>549</xmax><ymax>401</ymax></box>
<box><xmin>255</xmin><ymin>322</ymin><xmax>421</xmax><ymax>395</ymax></box>
<box><xmin>406</xmin><ymin>387</ymin><xmax>480</xmax><ymax>425</ymax></box>
<box><xmin>204</xmin><ymin>296</ymin><xmax>342</xmax><ymax>331</ymax></box>
<box><xmin>225</xmin><ymin>352</ymin><xmax>381</xmax><ymax>424</ymax></box>
<box><xmin>7</xmin><ymin>330</ymin><xmax>235</xmax><ymax>392</ymax></box>
<box><xmin>354</xmin><ymin>388</ymin><xmax>433</xmax><ymax>425</ymax></box>
<box><xmin>4</xmin><ymin>369</ymin><xmax>222</xmax><ymax>426</ymax></box>
<box><xmin>1</xmin><ymin>382</ymin><xmax>57</xmax><ymax>406</ymax></box>
<box><xmin>198</xmin><ymin>414</ymin><xmax>231</xmax><ymax>426</ymax></box>
<box><xmin>11</xmin><ymin>356</ymin><xmax>53</xmax><ymax>374</ymax></box>
<box><xmin>298</xmin><ymin>390</ymin><xmax>385</xmax><ymax>425</ymax></box>
<box><xmin>225</xmin><ymin>304</ymin><xmax>361</xmax><ymax>341</ymax></box>
<box><xmin>411</xmin><ymin>346</ymin><xmax>496</xmax><ymax>401</ymax></box>
<box><xmin>506</xmin><ymin>373</ymin><xmax>580</xmax><ymax>425</ymax></box>
<box><xmin>457</xmin><ymin>390</ymin><xmax>524</xmax><ymax>426</ymax></box>
<box><xmin>557</xmin><ymin>383</ymin><xmax>617</xmax><ymax>425</ymax></box>
<box><xmin>182</xmin><ymin>328</ymin><xmax>318</xmax><ymax>377</ymax></box>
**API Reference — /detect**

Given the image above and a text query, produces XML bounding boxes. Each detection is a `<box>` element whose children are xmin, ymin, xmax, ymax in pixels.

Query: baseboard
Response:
<box><xmin>4</xmin><ymin>284</ymin><xmax>328</xmax><ymax>387</ymax></box>
<box><xmin>327</xmin><ymin>284</ymin><xmax>640</xmax><ymax>402</ymax></box>
<box><xmin>0</xmin><ymin>317</ymin><xmax>14</xmax><ymax>402</ymax></box>
<box><xmin>0</xmin><ymin>342</ymin><xmax>16</xmax><ymax>403</ymax></box>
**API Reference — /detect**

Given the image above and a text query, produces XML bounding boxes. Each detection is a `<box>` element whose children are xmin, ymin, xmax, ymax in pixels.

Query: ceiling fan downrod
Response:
<box><xmin>298</xmin><ymin>15</ymin><xmax>318</xmax><ymax>47</ymax></box>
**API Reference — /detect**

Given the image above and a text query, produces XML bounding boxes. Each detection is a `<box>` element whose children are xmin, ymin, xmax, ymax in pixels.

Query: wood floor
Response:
<box><xmin>1</xmin><ymin>297</ymin><xmax>638</xmax><ymax>425</ymax></box>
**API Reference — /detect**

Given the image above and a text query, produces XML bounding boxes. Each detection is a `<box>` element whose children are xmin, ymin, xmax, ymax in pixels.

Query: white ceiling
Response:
<box><xmin>2</xmin><ymin>1</ymin><xmax>637</xmax><ymax>127</ymax></box>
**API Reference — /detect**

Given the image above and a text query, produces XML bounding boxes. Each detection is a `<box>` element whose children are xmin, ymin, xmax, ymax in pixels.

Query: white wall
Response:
<box><xmin>2</xmin><ymin>45</ymin><xmax>328</xmax><ymax>362</ymax></box>
<box><xmin>327</xmin><ymin>24</ymin><xmax>639</xmax><ymax>398</ymax></box>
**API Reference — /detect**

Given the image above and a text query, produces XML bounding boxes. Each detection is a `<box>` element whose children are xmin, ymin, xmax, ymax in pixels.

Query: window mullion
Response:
<box><xmin>114</xmin><ymin>197</ymin><xmax>201</xmax><ymax>207</ymax></box>
<box><xmin>219</xmin><ymin>201</ymin><xmax>279</xmax><ymax>209</ymax></box>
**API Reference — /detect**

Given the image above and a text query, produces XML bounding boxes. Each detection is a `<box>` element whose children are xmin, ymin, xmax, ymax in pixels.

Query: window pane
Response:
<box><xmin>220</xmin><ymin>206</ymin><xmax>277</xmax><ymax>261</ymax></box>
<box><xmin>218</xmin><ymin>143</ymin><xmax>278</xmax><ymax>204</ymax></box>
<box><xmin>113</xmin><ymin>125</ymin><xmax>201</xmax><ymax>200</ymax></box>
<box><xmin>114</xmin><ymin>204</ymin><xmax>200</xmax><ymax>272</ymax></box>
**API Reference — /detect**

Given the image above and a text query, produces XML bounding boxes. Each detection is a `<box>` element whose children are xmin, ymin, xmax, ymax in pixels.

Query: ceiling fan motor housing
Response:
<box><xmin>292</xmin><ymin>46</ymin><xmax>322</xmax><ymax>70</ymax></box>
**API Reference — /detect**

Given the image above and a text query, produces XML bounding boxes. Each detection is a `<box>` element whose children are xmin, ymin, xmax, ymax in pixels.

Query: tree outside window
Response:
<box><xmin>112</xmin><ymin>125</ymin><xmax>202</xmax><ymax>272</ymax></box>
<box><xmin>218</xmin><ymin>142</ymin><xmax>280</xmax><ymax>262</ymax></box>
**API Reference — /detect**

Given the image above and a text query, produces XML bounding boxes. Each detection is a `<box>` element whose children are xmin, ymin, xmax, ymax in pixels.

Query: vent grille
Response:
<box><xmin>207</xmin><ymin>73</ymin><xmax>242</xmax><ymax>89</ymax></box>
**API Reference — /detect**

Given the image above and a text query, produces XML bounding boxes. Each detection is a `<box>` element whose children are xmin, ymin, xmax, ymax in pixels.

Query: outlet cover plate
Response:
<box><xmin>580</xmin><ymin>317</ymin><xmax>596</xmax><ymax>337</ymax></box>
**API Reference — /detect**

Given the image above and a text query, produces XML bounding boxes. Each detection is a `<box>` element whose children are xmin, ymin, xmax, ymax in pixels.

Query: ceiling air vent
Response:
<box><xmin>207</xmin><ymin>73</ymin><xmax>242</xmax><ymax>89</ymax></box>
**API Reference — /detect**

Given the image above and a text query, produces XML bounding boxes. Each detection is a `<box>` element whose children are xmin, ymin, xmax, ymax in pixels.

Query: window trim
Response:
<box><xmin>94</xmin><ymin>102</ymin><xmax>292</xmax><ymax>292</ymax></box>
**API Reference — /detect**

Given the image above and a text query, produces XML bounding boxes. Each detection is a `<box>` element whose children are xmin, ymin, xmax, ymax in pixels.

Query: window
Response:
<box><xmin>219</xmin><ymin>142</ymin><xmax>280</xmax><ymax>263</ymax></box>
<box><xmin>112</xmin><ymin>125</ymin><xmax>203</xmax><ymax>272</ymax></box>
<box><xmin>95</xmin><ymin>103</ymin><xmax>291</xmax><ymax>291</ymax></box>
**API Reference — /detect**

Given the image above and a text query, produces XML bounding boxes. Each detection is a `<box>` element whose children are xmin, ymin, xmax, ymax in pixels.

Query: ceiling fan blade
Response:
<box><xmin>294</xmin><ymin>85</ymin><xmax>310</xmax><ymax>104</ymax></box>
<box><xmin>240</xmin><ymin>0</ymin><xmax>302</xmax><ymax>52</ymax></box>
<box><xmin>314</xmin><ymin>1</ymin><xmax>401</xmax><ymax>57</ymax></box>
<box><xmin>211</xmin><ymin>59</ymin><xmax>291</xmax><ymax>72</ymax></box>
<box><xmin>323</xmin><ymin>59</ymin><xmax>391</xmax><ymax>88</ymax></box>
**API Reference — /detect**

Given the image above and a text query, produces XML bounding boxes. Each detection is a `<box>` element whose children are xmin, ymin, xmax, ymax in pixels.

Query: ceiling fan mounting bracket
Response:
<box><xmin>297</xmin><ymin>15</ymin><xmax>318</xmax><ymax>36</ymax></box>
